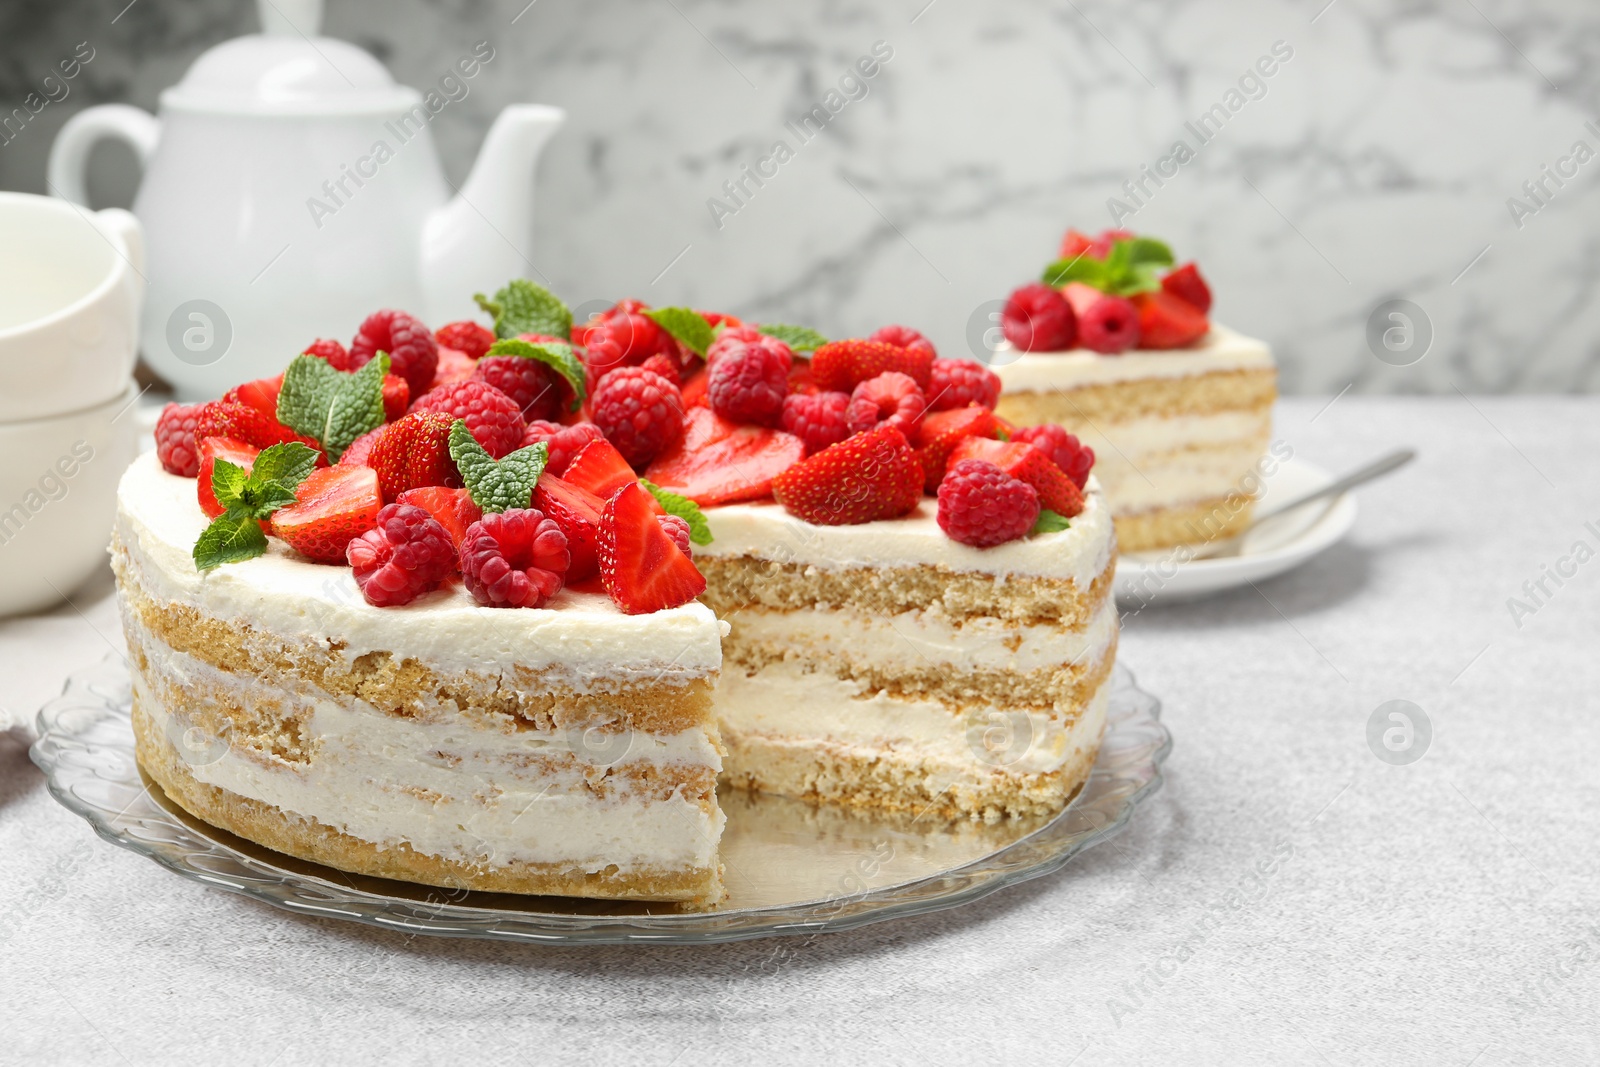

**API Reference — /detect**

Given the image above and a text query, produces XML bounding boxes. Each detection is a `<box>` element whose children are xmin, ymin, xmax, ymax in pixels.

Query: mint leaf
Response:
<box><xmin>758</xmin><ymin>323</ymin><xmax>829</xmax><ymax>352</ymax></box>
<box><xmin>1045</xmin><ymin>238</ymin><xmax>1172</xmax><ymax>296</ymax></box>
<box><xmin>640</xmin><ymin>478</ymin><xmax>712</xmax><ymax>546</ymax></box>
<box><xmin>210</xmin><ymin>458</ymin><xmax>250</xmax><ymax>512</ymax></box>
<box><xmin>249</xmin><ymin>442</ymin><xmax>319</xmax><ymax>492</ymax></box>
<box><xmin>1031</xmin><ymin>509</ymin><xmax>1072</xmax><ymax>536</ymax></box>
<box><xmin>1123</xmin><ymin>237</ymin><xmax>1174</xmax><ymax>266</ymax></box>
<box><xmin>276</xmin><ymin>353</ymin><xmax>387</xmax><ymax>462</ymax></box>
<box><xmin>475</xmin><ymin>280</ymin><xmax>572</xmax><ymax>340</ymax></box>
<box><xmin>644</xmin><ymin>307</ymin><xmax>715</xmax><ymax>358</ymax></box>
<box><xmin>1041</xmin><ymin>257</ymin><xmax>1110</xmax><ymax>288</ymax></box>
<box><xmin>484</xmin><ymin>338</ymin><xmax>586</xmax><ymax>411</ymax></box>
<box><xmin>193</xmin><ymin>510</ymin><xmax>268</xmax><ymax>571</ymax></box>
<box><xmin>449</xmin><ymin>420</ymin><xmax>547</xmax><ymax>513</ymax></box>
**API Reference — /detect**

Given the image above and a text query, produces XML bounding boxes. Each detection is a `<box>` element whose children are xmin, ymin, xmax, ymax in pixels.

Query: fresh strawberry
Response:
<box><xmin>430</xmin><ymin>346</ymin><xmax>478</xmax><ymax>390</ymax></box>
<box><xmin>598</xmin><ymin>481</ymin><xmax>706</xmax><ymax>615</ymax></box>
<box><xmin>222</xmin><ymin>375</ymin><xmax>284</xmax><ymax>421</ymax></box>
<box><xmin>680</xmin><ymin>365</ymin><xmax>710</xmax><ymax>409</ymax></box>
<box><xmin>196</xmin><ymin>437</ymin><xmax>260</xmax><ymax>518</ymax></box>
<box><xmin>269</xmin><ymin>465</ymin><xmax>382</xmax><ymax>564</ymax></box>
<box><xmin>1161</xmin><ymin>262</ymin><xmax>1212</xmax><ymax>313</ymax></box>
<box><xmin>914</xmin><ymin>406</ymin><xmax>1000</xmax><ymax>493</ymax></box>
<box><xmin>1059</xmin><ymin>227</ymin><xmax>1134</xmax><ymax>260</ymax></box>
<box><xmin>644</xmin><ymin>411</ymin><xmax>805</xmax><ymax>506</ymax></box>
<box><xmin>1062</xmin><ymin>283</ymin><xmax>1140</xmax><ymax>354</ymax></box>
<box><xmin>381</xmin><ymin>374</ymin><xmax>410</xmax><ymax>422</ymax></box>
<box><xmin>195</xmin><ymin>399</ymin><xmax>320</xmax><ymax>454</ymax></box>
<box><xmin>810</xmin><ymin>339</ymin><xmax>934</xmax><ymax>393</ymax></box>
<box><xmin>396</xmin><ymin>486</ymin><xmax>483</xmax><ymax>550</ymax></box>
<box><xmin>770</xmin><ymin>423</ymin><xmax>923</xmax><ymax>525</ymax></box>
<box><xmin>949</xmin><ymin>437</ymin><xmax>1084</xmax><ymax>517</ymax></box>
<box><xmin>533</xmin><ymin>474</ymin><xmax>605</xmax><ymax>582</ymax></box>
<box><xmin>562</xmin><ymin>438</ymin><xmax>638</xmax><ymax>500</ymax></box>
<box><xmin>367</xmin><ymin>411</ymin><xmax>460</xmax><ymax>503</ymax></box>
<box><xmin>1132</xmin><ymin>289</ymin><xmax>1209</xmax><ymax>349</ymax></box>
<box><xmin>339</xmin><ymin>425</ymin><xmax>386</xmax><ymax>468</ymax></box>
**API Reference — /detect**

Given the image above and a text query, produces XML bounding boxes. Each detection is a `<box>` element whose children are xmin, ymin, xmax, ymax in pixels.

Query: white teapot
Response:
<box><xmin>48</xmin><ymin>0</ymin><xmax>562</xmax><ymax>399</ymax></box>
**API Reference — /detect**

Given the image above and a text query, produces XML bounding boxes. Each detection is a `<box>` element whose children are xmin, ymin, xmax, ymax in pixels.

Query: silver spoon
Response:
<box><xmin>1190</xmin><ymin>448</ymin><xmax>1416</xmax><ymax>560</ymax></box>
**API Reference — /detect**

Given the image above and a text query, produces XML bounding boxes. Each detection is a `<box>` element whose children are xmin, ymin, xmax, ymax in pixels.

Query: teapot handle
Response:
<box><xmin>47</xmin><ymin>104</ymin><xmax>160</xmax><ymax>208</ymax></box>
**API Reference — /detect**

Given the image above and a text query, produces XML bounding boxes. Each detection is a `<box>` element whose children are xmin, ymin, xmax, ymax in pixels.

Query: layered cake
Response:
<box><xmin>123</xmin><ymin>285</ymin><xmax>1117</xmax><ymax>903</ymax></box>
<box><xmin>994</xmin><ymin>228</ymin><xmax>1277</xmax><ymax>552</ymax></box>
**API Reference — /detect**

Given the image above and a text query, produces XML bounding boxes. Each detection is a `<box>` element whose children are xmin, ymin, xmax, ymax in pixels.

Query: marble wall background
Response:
<box><xmin>2</xmin><ymin>0</ymin><xmax>1598</xmax><ymax>394</ymax></box>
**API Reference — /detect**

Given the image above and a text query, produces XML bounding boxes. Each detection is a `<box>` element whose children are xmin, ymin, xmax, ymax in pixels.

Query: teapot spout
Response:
<box><xmin>421</xmin><ymin>104</ymin><xmax>564</xmax><ymax>326</ymax></box>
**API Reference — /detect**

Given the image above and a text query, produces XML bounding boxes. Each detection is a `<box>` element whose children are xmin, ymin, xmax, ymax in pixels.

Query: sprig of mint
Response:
<box><xmin>643</xmin><ymin>307</ymin><xmax>715</xmax><ymax>358</ymax></box>
<box><xmin>448</xmin><ymin>420</ymin><xmax>548</xmax><ymax>513</ymax></box>
<box><xmin>474</xmin><ymin>279</ymin><xmax>573</xmax><ymax>341</ymax></box>
<box><xmin>1030</xmin><ymin>509</ymin><xmax>1072</xmax><ymax>536</ymax></box>
<box><xmin>276</xmin><ymin>352</ymin><xmax>387</xmax><ymax>462</ymax></box>
<box><xmin>192</xmin><ymin>442</ymin><xmax>320</xmax><ymax>570</ymax></box>
<box><xmin>1041</xmin><ymin>237</ymin><xmax>1174</xmax><ymax>296</ymax></box>
<box><xmin>758</xmin><ymin>323</ymin><xmax>829</xmax><ymax>353</ymax></box>
<box><xmin>640</xmin><ymin>479</ymin><xmax>712</xmax><ymax>546</ymax></box>
<box><xmin>483</xmin><ymin>337</ymin><xmax>586</xmax><ymax>412</ymax></box>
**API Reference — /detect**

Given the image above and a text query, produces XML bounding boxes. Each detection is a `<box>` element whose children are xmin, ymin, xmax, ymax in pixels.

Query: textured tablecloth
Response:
<box><xmin>3</xmin><ymin>396</ymin><xmax>1596</xmax><ymax>1066</ymax></box>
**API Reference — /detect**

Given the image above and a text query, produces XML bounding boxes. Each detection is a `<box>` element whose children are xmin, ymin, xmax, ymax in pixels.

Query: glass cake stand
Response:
<box><xmin>30</xmin><ymin>657</ymin><xmax>1170</xmax><ymax>945</ymax></box>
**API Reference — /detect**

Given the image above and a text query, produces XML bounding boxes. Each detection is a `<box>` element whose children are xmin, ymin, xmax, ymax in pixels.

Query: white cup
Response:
<box><xmin>0</xmin><ymin>192</ymin><xmax>143</xmax><ymax>422</ymax></box>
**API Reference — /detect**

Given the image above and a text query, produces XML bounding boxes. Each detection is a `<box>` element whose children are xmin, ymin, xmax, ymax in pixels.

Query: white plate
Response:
<box><xmin>1113</xmin><ymin>457</ymin><xmax>1357</xmax><ymax>605</ymax></box>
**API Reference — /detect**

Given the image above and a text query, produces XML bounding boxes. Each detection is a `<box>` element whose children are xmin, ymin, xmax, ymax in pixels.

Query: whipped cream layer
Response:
<box><xmin>992</xmin><ymin>324</ymin><xmax>1273</xmax><ymax>393</ymax></box>
<box><xmin>1090</xmin><ymin>429</ymin><xmax>1272</xmax><ymax>515</ymax></box>
<box><xmin>699</xmin><ymin>480</ymin><xmax>1114</xmax><ymax>585</ymax></box>
<box><xmin>115</xmin><ymin>453</ymin><xmax>723</xmax><ymax>687</ymax></box>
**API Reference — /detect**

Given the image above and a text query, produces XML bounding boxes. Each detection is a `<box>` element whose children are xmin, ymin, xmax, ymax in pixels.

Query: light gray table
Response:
<box><xmin>3</xmin><ymin>397</ymin><xmax>1596</xmax><ymax>1066</ymax></box>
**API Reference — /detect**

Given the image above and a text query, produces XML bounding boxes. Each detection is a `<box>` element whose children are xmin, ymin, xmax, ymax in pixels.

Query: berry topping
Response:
<box><xmin>196</xmin><ymin>399</ymin><xmax>320</xmax><ymax>454</ymax></box>
<box><xmin>708</xmin><ymin>340</ymin><xmax>791</xmax><ymax>427</ymax></box>
<box><xmin>591</xmin><ymin>366</ymin><xmax>684</xmax><ymax>469</ymax></box>
<box><xmin>532</xmin><ymin>474</ymin><xmax>605</xmax><ymax>582</ymax></box>
<box><xmin>270</xmin><ymin>465</ymin><xmax>383</xmax><ymax>564</ymax></box>
<box><xmin>222</xmin><ymin>375</ymin><xmax>284</xmax><ymax>420</ymax></box>
<box><xmin>868</xmin><ymin>324</ymin><xmax>937</xmax><ymax>358</ymax></box>
<box><xmin>303</xmin><ymin>338</ymin><xmax>352</xmax><ymax>368</ymax></box>
<box><xmin>1059</xmin><ymin>228</ymin><xmax>1134</xmax><ymax>260</ymax></box>
<box><xmin>1161</xmin><ymin>262</ymin><xmax>1213</xmax><ymax>314</ymax></box>
<box><xmin>434</xmin><ymin>320</ymin><xmax>496</xmax><ymax>360</ymax></box>
<box><xmin>658</xmin><ymin>514</ymin><xmax>693</xmax><ymax>558</ymax></box>
<box><xmin>520</xmin><ymin>420</ymin><xmax>605</xmax><ymax>476</ymax></box>
<box><xmin>1012</xmin><ymin>424</ymin><xmax>1095</xmax><ymax>490</ymax></box>
<box><xmin>644</xmin><ymin>407</ymin><xmax>806</xmax><ymax>506</ymax></box>
<box><xmin>679</xmin><ymin>365</ymin><xmax>710</xmax><ymax>409</ymax></box>
<box><xmin>381</xmin><ymin>374</ymin><xmax>410</xmax><ymax>422</ymax></box>
<box><xmin>155</xmin><ymin>402</ymin><xmax>204</xmax><ymax>477</ymax></box>
<box><xmin>472</xmin><ymin>355</ymin><xmax>562</xmax><ymax>423</ymax></box>
<box><xmin>914</xmin><ymin>406</ymin><xmax>1001</xmax><ymax>493</ymax></box>
<box><xmin>638</xmin><ymin>352</ymin><xmax>683</xmax><ymax>387</ymax></box>
<box><xmin>771</xmin><ymin>423</ymin><xmax>923</xmax><ymax>526</ymax></box>
<box><xmin>811</xmin><ymin>338</ymin><xmax>934</xmax><ymax>393</ymax></box>
<box><xmin>936</xmin><ymin>459</ymin><xmax>1040</xmax><ymax>548</ymax></box>
<box><xmin>845</xmin><ymin>371</ymin><xmax>925</xmax><ymax>440</ymax></box>
<box><xmin>197</xmin><ymin>437</ymin><xmax>260</xmax><ymax>518</ymax></box>
<box><xmin>562</xmin><ymin>437</ymin><xmax>638</xmax><ymax>500</ymax></box>
<box><xmin>368</xmin><ymin>411</ymin><xmax>461</xmax><ymax>503</ymax></box>
<box><xmin>927</xmin><ymin>359</ymin><xmax>1001</xmax><ymax>411</ymax></box>
<box><xmin>779</xmin><ymin>391</ymin><xmax>851</xmax><ymax>456</ymax></box>
<box><xmin>339</xmin><ymin>425</ymin><xmax>385</xmax><ymax>468</ymax></box>
<box><xmin>395</xmin><ymin>486</ymin><xmax>483</xmax><ymax>549</ymax></box>
<box><xmin>705</xmin><ymin>326</ymin><xmax>766</xmax><ymax>366</ymax></box>
<box><xmin>1062</xmin><ymin>283</ymin><xmax>1140</xmax><ymax>354</ymax></box>
<box><xmin>410</xmin><ymin>380</ymin><xmax>526</xmax><ymax>459</ymax></box>
<box><xmin>1132</xmin><ymin>289</ymin><xmax>1209</xmax><ymax>349</ymax></box>
<box><xmin>949</xmin><ymin>436</ymin><xmax>1085</xmax><ymax>517</ymax></box>
<box><xmin>461</xmin><ymin>508</ymin><xmax>570</xmax><ymax>609</ymax></box>
<box><xmin>1001</xmin><ymin>283</ymin><xmax>1077</xmax><ymax>352</ymax></box>
<box><xmin>431</xmin><ymin>345</ymin><xmax>478</xmax><ymax>390</ymax></box>
<box><xmin>583</xmin><ymin>311</ymin><xmax>666</xmax><ymax>376</ymax></box>
<box><xmin>349</xmin><ymin>309</ymin><xmax>438</xmax><ymax>395</ymax></box>
<box><xmin>598</xmin><ymin>481</ymin><xmax>706</xmax><ymax>615</ymax></box>
<box><xmin>346</xmin><ymin>502</ymin><xmax>456</xmax><ymax>607</ymax></box>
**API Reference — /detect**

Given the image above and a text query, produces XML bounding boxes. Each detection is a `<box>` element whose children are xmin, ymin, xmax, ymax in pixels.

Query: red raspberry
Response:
<box><xmin>434</xmin><ymin>320</ymin><xmax>496</xmax><ymax>360</ymax></box>
<box><xmin>460</xmin><ymin>508</ymin><xmax>570</xmax><ymax>608</ymax></box>
<box><xmin>658</xmin><ymin>513</ymin><xmax>693</xmax><ymax>558</ymax></box>
<box><xmin>927</xmin><ymin>359</ymin><xmax>1001</xmax><ymax>411</ymax></box>
<box><xmin>708</xmin><ymin>341</ymin><xmax>790</xmax><ymax>427</ymax></box>
<box><xmin>304</xmin><ymin>338</ymin><xmax>352</xmax><ymax>368</ymax></box>
<box><xmin>779</xmin><ymin>391</ymin><xmax>851</xmax><ymax>456</ymax></box>
<box><xmin>472</xmin><ymin>355</ymin><xmax>561</xmax><ymax>423</ymax></box>
<box><xmin>1013</xmin><ymin>424</ymin><xmax>1096</xmax><ymax>490</ymax></box>
<box><xmin>706</xmin><ymin>326</ymin><xmax>765</xmax><ymax>366</ymax></box>
<box><xmin>589</xmin><ymin>312</ymin><xmax>664</xmax><ymax>366</ymax></box>
<box><xmin>936</xmin><ymin>459</ymin><xmax>1040</xmax><ymax>548</ymax></box>
<box><xmin>154</xmin><ymin>402</ymin><xmax>204</xmax><ymax>477</ymax></box>
<box><xmin>639</xmin><ymin>353</ymin><xmax>681</xmax><ymax>386</ymax></box>
<box><xmin>521</xmin><ymin>420</ymin><xmax>605</xmax><ymax>475</ymax></box>
<box><xmin>591</xmin><ymin>367</ymin><xmax>684</xmax><ymax>469</ymax></box>
<box><xmin>346</xmin><ymin>503</ymin><xmax>457</xmax><ymax>607</ymax></box>
<box><xmin>869</xmin><ymin>324</ymin><xmax>937</xmax><ymax>358</ymax></box>
<box><xmin>410</xmin><ymin>380</ymin><xmax>526</xmax><ymax>458</ymax></box>
<box><xmin>845</xmin><ymin>371</ymin><xmax>925</xmax><ymax>440</ymax></box>
<box><xmin>350</xmin><ymin>309</ymin><xmax>439</xmax><ymax>395</ymax></box>
<box><xmin>1002</xmin><ymin>283</ymin><xmax>1077</xmax><ymax>352</ymax></box>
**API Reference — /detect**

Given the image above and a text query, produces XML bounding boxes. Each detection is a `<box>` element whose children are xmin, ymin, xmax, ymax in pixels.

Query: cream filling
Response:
<box><xmin>138</xmin><ymin>643</ymin><xmax>723</xmax><ymax>872</ymax></box>
<box><xmin>1093</xmin><ymin>438</ymin><xmax>1271</xmax><ymax>515</ymax></box>
<box><xmin>715</xmin><ymin>659</ymin><xmax>1110</xmax><ymax>777</ymax></box>
<box><xmin>992</xmin><ymin>323</ymin><xmax>1273</xmax><ymax>391</ymax></box>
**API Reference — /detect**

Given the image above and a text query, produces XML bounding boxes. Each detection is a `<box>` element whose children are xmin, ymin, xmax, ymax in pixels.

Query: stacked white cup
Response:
<box><xmin>0</xmin><ymin>192</ymin><xmax>143</xmax><ymax>616</ymax></box>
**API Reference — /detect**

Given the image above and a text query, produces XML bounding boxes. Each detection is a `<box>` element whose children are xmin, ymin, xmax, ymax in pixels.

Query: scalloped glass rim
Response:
<box><xmin>30</xmin><ymin>657</ymin><xmax>1170</xmax><ymax>945</ymax></box>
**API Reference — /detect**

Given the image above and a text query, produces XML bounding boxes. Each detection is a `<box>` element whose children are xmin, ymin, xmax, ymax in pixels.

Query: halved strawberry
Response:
<box><xmin>533</xmin><ymin>474</ymin><xmax>605</xmax><ymax>582</ymax></box>
<box><xmin>339</xmin><ymin>425</ymin><xmax>386</xmax><ymax>467</ymax></box>
<box><xmin>810</xmin><ymin>339</ymin><xmax>934</xmax><ymax>392</ymax></box>
<box><xmin>396</xmin><ymin>486</ymin><xmax>482</xmax><ymax>550</ymax></box>
<box><xmin>382</xmin><ymin>374</ymin><xmax>410</xmax><ymax>422</ymax></box>
<box><xmin>197</xmin><ymin>437</ymin><xmax>260</xmax><ymax>518</ymax></box>
<box><xmin>1132</xmin><ymin>289</ymin><xmax>1209</xmax><ymax>349</ymax></box>
<box><xmin>562</xmin><ymin>438</ymin><xmax>637</xmax><ymax>500</ymax></box>
<box><xmin>914</xmin><ymin>407</ymin><xmax>1000</xmax><ymax>494</ymax></box>
<box><xmin>195</xmin><ymin>399</ymin><xmax>323</xmax><ymax>456</ymax></box>
<box><xmin>680</xmin><ymin>366</ymin><xmax>710</xmax><ymax>409</ymax></box>
<box><xmin>949</xmin><ymin>437</ymin><xmax>1084</xmax><ymax>516</ymax></box>
<box><xmin>644</xmin><ymin>411</ymin><xmax>805</xmax><ymax>506</ymax></box>
<box><xmin>430</xmin><ymin>346</ymin><xmax>477</xmax><ymax>390</ymax></box>
<box><xmin>771</xmin><ymin>423</ymin><xmax>923</xmax><ymax>525</ymax></box>
<box><xmin>222</xmin><ymin>375</ymin><xmax>284</xmax><ymax>421</ymax></box>
<box><xmin>269</xmin><ymin>465</ymin><xmax>382</xmax><ymax>563</ymax></box>
<box><xmin>598</xmin><ymin>481</ymin><xmax>706</xmax><ymax>614</ymax></box>
<box><xmin>1161</xmin><ymin>262</ymin><xmax>1212</xmax><ymax>314</ymax></box>
<box><xmin>368</xmin><ymin>411</ymin><xmax>459</xmax><ymax>503</ymax></box>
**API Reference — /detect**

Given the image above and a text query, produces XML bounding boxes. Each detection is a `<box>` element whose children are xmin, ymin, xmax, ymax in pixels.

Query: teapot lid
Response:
<box><xmin>161</xmin><ymin>0</ymin><xmax>418</xmax><ymax>114</ymax></box>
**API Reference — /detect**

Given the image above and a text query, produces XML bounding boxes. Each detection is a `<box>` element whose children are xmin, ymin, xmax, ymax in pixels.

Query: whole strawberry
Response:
<box><xmin>1001</xmin><ymin>283</ymin><xmax>1076</xmax><ymax>352</ymax></box>
<box><xmin>591</xmin><ymin>367</ymin><xmax>684</xmax><ymax>469</ymax></box>
<box><xmin>155</xmin><ymin>402</ymin><xmax>204</xmax><ymax>476</ymax></box>
<box><xmin>347</xmin><ymin>503</ymin><xmax>457</xmax><ymax>607</ymax></box>
<box><xmin>927</xmin><ymin>359</ymin><xmax>1001</xmax><ymax>411</ymax></box>
<box><xmin>349</xmin><ymin>309</ymin><xmax>438</xmax><ymax>395</ymax></box>
<box><xmin>1013</xmin><ymin>424</ymin><xmax>1095</xmax><ymax>490</ymax></box>
<box><xmin>771</xmin><ymin>423</ymin><xmax>923</xmax><ymax>526</ymax></box>
<box><xmin>410</xmin><ymin>379</ymin><xmax>526</xmax><ymax>458</ymax></box>
<box><xmin>521</xmin><ymin>420</ymin><xmax>605</xmax><ymax>476</ymax></box>
<box><xmin>195</xmin><ymin>399</ymin><xmax>320</xmax><ymax>454</ymax></box>
<box><xmin>936</xmin><ymin>459</ymin><xmax>1039</xmax><ymax>548</ymax></box>
<box><xmin>708</xmin><ymin>340</ymin><xmax>790</xmax><ymax>427</ymax></box>
<box><xmin>368</xmin><ymin>411</ymin><xmax>460</xmax><ymax>502</ymax></box>
<box><xmin>779</xmin><ymin>391</ymin><xmax>851</xmax><ymax>456</ymax></box>
<box><xmin>811</xmin><ymin>339</ymin><xmax>934</xmax><ymax>392</ymax></box>
<box><xmin>460</xmin><ymin>508</ymin><xmax>570</xmax><ymax>609</ymax></box>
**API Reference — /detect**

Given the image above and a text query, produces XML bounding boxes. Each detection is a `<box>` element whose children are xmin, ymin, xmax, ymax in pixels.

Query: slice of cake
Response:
<box><xmin>992</xmin><ymin>228</ymin><xmax>1277</xmax><ymax>552</ymax></box>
